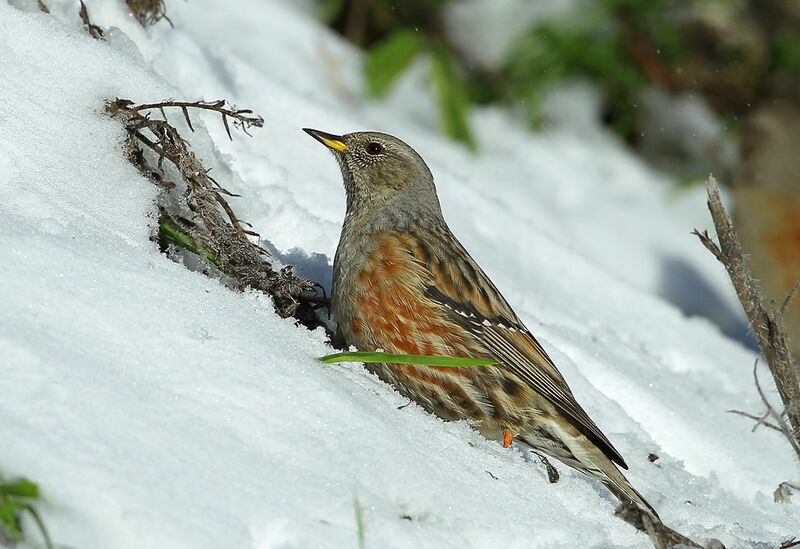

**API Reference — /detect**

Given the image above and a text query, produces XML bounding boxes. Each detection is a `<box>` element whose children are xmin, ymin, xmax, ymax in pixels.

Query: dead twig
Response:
<box><xmin>778</xmin><ymin>281</ymin><xmax>800</xmax><ymax>322</ymax></box>
<box><xmin>533</xmin><ymin>451</ymin><xmax>559</xmax><ymax>483</ymax></box>
<box><xmin>693</xmin><ymin>174</ymin><xmax>800</xmax><ymax>460</ymax></box>
<box><xmin>615</xmin><ymin>502</ymin><xmax>708</xmax><ymax>549</ymax></box>
<box><xmin>781</xmin><ymin>537</ymin><xmax>800</xmax><ymax>549</ymax></box>
<box><xmin>79</xmin><ymin>1</ymin><xmax>104</xmax><ymax>40</ymax></box>
<box><xmin>107</xmin><ymin>98</ymin><xmax>323</xmax><ymax>327</ymax></box>
<box><xmin>774</xmin><ymin>481</ymin><xmax>800</xmax><ymax>504</ymax></box>
<box><xmin>727</xmin><ymin>361</ymin><xmax>800</xmax><ymax>463</ymax></box>
<box><xmin>126</xmin><ymin>0</ymin><xmax>173</xmax><ymax>28</ymax></box>
<box><xmin>727</xmin><ymin>409</ymin><xmax>783</xmax><ymax>433</ymax></box>
<box><xmin>128</xmin><ymin>100</ymin><xmax>264</xmax><ymax>140</ymax></box>
<box><xmin>37</xmin><ymin>0</ymin><xmax>49</xmax><ymax>13</ymax></box>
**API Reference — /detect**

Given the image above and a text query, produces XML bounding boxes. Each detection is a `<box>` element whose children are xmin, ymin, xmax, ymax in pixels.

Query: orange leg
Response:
<box><xmin>503</xmin><ymin>430</ymin><xmax>514</xmax><ymax>448</ymax></box>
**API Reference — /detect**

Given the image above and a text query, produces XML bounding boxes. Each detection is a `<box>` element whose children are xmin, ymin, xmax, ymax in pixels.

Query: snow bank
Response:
<box><xmin>1</xmin><ymin>1</ymin><xmax>797</xmax><ymax>547</ymax></box>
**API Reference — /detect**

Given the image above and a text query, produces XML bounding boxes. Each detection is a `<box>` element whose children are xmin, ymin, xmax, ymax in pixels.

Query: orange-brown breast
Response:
<box><xmin>352</xmin><ymin>232</ymin><xmax>477</xmax><ymax>357</ymax></box>
<box><xmin>349</xmin><ymin>231</ymin><xmax>494</xmax><ymax>421</ymax></box>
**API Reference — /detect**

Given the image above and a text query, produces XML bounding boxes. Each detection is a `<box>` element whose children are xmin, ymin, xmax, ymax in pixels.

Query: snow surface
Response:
<box><xmin>1</xmin><ymin>1</ymin><xmax>797</xmax><ymax>547</ymax></box>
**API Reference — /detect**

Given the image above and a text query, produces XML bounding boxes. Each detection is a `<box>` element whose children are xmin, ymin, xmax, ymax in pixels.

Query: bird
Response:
<box><xmin>304</xmin><ymin>127</ymin><xmax>658</xmax><ymax>518</ymax></box>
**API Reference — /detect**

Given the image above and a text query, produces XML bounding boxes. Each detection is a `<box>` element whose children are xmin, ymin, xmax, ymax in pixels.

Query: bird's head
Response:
<box><xmin>304</xmin><ymin>129</ymin><xmax>441</xmax><ymax>221</ymax></box>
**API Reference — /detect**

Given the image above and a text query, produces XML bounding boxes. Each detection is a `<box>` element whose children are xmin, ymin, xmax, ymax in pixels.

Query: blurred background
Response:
<box><xmin>312</xmin><ymin>0</ymin><xmax>800</xmax><ymax>357</ymax></box>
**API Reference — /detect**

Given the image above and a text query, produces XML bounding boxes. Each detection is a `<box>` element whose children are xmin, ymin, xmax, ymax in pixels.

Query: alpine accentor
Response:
<box><xmin>305</xmin><ymin>128</ymin><xmax>657</xmax><ymax>517</ymax></box>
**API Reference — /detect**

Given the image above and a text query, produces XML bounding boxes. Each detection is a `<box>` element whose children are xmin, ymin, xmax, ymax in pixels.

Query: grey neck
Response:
<box><xmin>343</xmin><ymin>190</ymin><xmax>444</xmax><ymax>236</ymax></box>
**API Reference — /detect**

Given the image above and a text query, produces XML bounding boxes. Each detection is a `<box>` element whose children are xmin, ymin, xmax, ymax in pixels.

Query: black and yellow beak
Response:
<box><xmin>303</xmin><ymin>128</ymin><xmax>349</xmax><ymax>152</ymax></box>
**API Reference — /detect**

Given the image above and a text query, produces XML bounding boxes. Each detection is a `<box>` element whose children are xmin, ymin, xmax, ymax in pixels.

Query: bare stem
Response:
<box><xmin>79</xmin><ymin>1</ymin><xmax>104</xmax><ymax>40</ymax></box>
<box><xmin>778</xmin><ymin>280</ymin><xmax>800</xmax><ymax>322</ymax></box>
<box><xmin>128</xmin><ymin>100</ymin><xmax>264</xmax><ymax>139</ymax></box>
<box><xmin>126</xmin><ymin>0</ymin><xmax>173</xmax><ymax>28</ymax></box>
<box><xmin>694</xmin><ymin>174</ymin><xmax>800</xmax><ymax>459</ymax></box>
<box><xmin>616</xmin><ymin>503</ymin><xmax>704</xmax><ymax>548</ymax></box>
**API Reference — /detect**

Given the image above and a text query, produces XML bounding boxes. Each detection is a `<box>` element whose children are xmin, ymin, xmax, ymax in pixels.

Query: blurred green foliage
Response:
<box><xmin>503</xmin><ymin>0</ymin><xmax>696</xmax><ymax>136</ymax></box>
<box><xmin>363</xmin><ymin>27</ymin><xmax>475</xmax><ymax>148</ymax></box>
<box><xmin>322</xmin><ymin>0</ymin><xmax>476</xmax><ymax>148</ymax></box>
<box><xmin>429</xmin><ymin>43</ymin><xmax>476</xmax><ymax>149</ymax></box>
<box><xmin>0</xmin><ymin>476</ymin><xmax>53</xmax><ymax>548</ymax></box>
<box><xmin>505</xmin><ymin>22</ymin><xmax>645</xmax><ymax>134</ymax></box>
<box><xmin>364</xmin><ymin>29</ymin><xmax>422</xmax><ymax>97</ymax></box>
<box><xmin>774</xmin><ymin>29</ymin><xmax>800</xmax><ymax>72</ymax></box>
<box><xmin>321</xmin><ymin>0</ymin><xmax>800</xmax><ymax>149</ymax></box>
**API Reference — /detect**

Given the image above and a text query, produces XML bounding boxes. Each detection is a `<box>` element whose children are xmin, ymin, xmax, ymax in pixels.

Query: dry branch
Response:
<box><xmin>782</xmin><ymin>537</ymin><xmax>800</xmax><ymax>549</ymax></box>
<box><xmin>126</xmin><ymin>0</ymin><xmax>172</xmax><ymax>28</ymax></box>
<box><xmin>775</xmin><ymin>481</ymin><xmax>800</xmax><ymax>504</ymax></box>
<box><xmin>535</xmin><ymin>452</ymin><xmax>560</xmax><ymax>484</ymax></box>
<box><xmin>693</xmin><ymin>175</ymin><xmax>800</xmax><ymax>459</ymax></box>
<box><xmin>129</xmin><ymin>100</ymin><xmax>263</xmax><ymax>140</ymax></box>
<box><xmin>107</xmin><ymin>98</ymin><xmax>324</xmax><ymax>328</ymax></box>
<box><xmin>616</xmin><ymin>503</ymin><xmax>707</xmax><ymax>548</ymax></box>
<box><xmin>79</xmin><ymin>1</ymin><xmax>104</xmax><ymax>40</ymax></box>
<box><xmin>727</xmin><ymin>361</ymin><xmax>800</xmax><ymax>462</ymax></box>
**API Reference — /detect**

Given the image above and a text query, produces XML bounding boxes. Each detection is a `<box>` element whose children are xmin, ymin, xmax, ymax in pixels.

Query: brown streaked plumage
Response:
<box><xmin>304</xmin><ymin>128</ymin><xmax>658</xmax><ymax>518</ymax></box>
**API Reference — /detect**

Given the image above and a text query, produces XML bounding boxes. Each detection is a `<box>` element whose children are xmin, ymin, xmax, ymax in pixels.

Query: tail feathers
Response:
<box><xmin>522</xmin><ymin>421</ymin><xmax>660</xmax><ymax>520</ymax></box>
<box><xmin>597</xmin><ymin>462</ymin><xmax>660</xmax><ymax>520</ymax></box>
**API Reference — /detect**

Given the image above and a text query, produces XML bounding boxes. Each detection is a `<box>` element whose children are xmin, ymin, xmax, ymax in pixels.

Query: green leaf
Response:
<box><xmin>0</xmin><ymin>476</ymin><xmax>54</xmax><ymax>549</ymax></box>
<box><xmin>365</xmin><ymin>28</ymin><xmax>422</xmax><ymax>97</ymax></box>
<box><xmin>0</xmin><ymin>499</ymin><xmax>24</xmax><ymax>540</ymax></box>
<box><xmin>0</xmin><ymin>478</ymin><xmax>39</xmax><ymax>499</ymax></box>
<box><xmin>429</xmin><ymin>44</ymin><xmax>476</xmax><ymax>150</ymax></box>
<box><xmin>159</xmin><ymin>219</ymin><xmax>221</xmax><ymax>267</ymax></box>
<box><xmin>319</xmin><ymin>351</ymin><xmax>498</xmax><ymax>367</ymax></box>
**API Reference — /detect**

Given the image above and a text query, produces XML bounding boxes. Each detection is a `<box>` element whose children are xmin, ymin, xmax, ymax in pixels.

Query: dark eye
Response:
<box><xmin>365</xmin><ymin>142</ymin><xmax>384</xmax><ymax>155</ymax></box>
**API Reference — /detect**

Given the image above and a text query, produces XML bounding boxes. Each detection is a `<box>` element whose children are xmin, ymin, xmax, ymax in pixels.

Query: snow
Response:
<box><xmin>1</xmin><ymin>0</ymin><xmax>797</xmax><ymax>548</ymax></box>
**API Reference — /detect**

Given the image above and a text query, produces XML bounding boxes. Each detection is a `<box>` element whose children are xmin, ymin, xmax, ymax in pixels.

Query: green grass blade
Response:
<box><xmin>319</xmin><ymin>351</ymin><xmax>498</xmax><ymax>367</ymax></box>
<box><xmin>0</xmin><ymin>500</ymin><xmax>24</xmax><ymax>540</ymax></box>
<box><xmin>0</xmin><ymin>478</ymin><xmax>39</xmax><ymax>499</ymax></box>
<box><xmin>353</xmin><ymin>494</ymin><xmax>365</xmax><ymax>549</ymax></box>
<box><xmin>0</xmin><ymin>476</ymin><xmax>52</xmax><ymax>548</ymax></box>
<box><xmin>159</xmin><ymin>219</ymin><xmax>221</xmax><ymax>267</ymax></box>
<box><xmin>23</xmin><ymin>504</ymin><xmax>54</xmax><ymax>549</ymax></box>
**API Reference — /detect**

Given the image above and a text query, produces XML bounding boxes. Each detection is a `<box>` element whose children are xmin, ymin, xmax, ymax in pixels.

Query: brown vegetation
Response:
<box><xmin>106</xmin><ymin>98</ymin><xmax>326</xmax><ymax>329</ymax></box>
